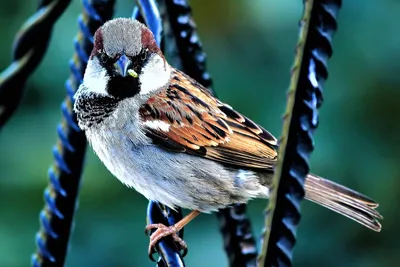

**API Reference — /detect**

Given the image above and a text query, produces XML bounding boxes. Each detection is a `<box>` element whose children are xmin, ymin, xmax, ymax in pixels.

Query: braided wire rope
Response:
<box><xmin>31</xmin><ymin>1</ymin><xmax>116</xmax><ymax>266</ymax></box>
<box><xmin>258</xmin><ymin>1</ymin><xmax>342</xmax><ymax>266</ymax></box>
<box><xmin>0</xmin><ymin>0</ymin><xmax>71</xmax><ymax>128</ymax></box>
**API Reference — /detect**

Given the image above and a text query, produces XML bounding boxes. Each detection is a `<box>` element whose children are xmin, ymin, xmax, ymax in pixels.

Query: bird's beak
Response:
<box><xmin>117</xmin><ymin>54</ymin><xmax>138</xmax><ymax>78</ymax></box>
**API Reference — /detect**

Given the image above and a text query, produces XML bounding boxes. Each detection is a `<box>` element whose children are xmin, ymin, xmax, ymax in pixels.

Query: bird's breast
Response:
<box><xmin>85</xmin><ymin>125</ymin><xmax>269</xmax><ymax>212</ymax></box>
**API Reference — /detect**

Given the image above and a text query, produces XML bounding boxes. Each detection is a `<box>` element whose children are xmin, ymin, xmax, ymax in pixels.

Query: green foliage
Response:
<box><xmin>0</xmin><ymin>0</ymin><xmax>398</xmax><ymax>266</ymax></box>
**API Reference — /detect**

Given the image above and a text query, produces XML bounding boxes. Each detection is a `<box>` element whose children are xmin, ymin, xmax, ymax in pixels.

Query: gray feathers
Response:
<box><xmin>101</xmin><ymin>18</ymin><xmax>144</xmax><ymax>58</ymax></box>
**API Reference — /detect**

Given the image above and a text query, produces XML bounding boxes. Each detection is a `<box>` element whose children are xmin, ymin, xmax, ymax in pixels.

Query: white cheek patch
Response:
<box><xmin>82</xmin><ymin>59</ymin><xmax>110</xmax><ymax>96</ymax></box>
<box><xmin>139</xmin><ymin>54</ymin><xmax>171</xmax><ymax>95</ymax></box>
<box><xmin>143</xmin><ymin>120</ymin><xmax>170</xmax><ymax>132</ymax></box>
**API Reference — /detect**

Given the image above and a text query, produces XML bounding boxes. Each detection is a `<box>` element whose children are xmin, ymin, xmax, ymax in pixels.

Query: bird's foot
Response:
<box><xmin>145</xmin><ymin>223</ymin><xmax>187</xmax><ymax>261</ymax></box>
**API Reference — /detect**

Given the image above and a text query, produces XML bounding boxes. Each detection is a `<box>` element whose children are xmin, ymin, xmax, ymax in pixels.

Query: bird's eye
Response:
<box><xmin>98</xmin><ymin>53</ymin><xmax>111</xmax><ymax>65</ymax></box>
<box><xmin>140</xmin><ymin>51</ymin><xmax>147</xmax><ymax>61</ymax></box>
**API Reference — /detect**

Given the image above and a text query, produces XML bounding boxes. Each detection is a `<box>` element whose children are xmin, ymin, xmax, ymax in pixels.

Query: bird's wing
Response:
<box><xmin>139</xmin><ymin>68</ymin><xmax>278</xmax><ymax>170</ymax></box>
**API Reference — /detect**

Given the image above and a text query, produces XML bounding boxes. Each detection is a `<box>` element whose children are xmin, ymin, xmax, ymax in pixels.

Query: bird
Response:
<box><xmin>73</xmin><ymin>18</ymin><xmax>383</xmax><ymax>258</ymax></box>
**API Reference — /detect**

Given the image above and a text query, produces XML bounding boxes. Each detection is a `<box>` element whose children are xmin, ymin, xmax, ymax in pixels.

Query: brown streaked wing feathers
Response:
<box><xmin>139</xmin><ymin>68</ymin><xmax>278</xmax><ymax>170</ymax></box>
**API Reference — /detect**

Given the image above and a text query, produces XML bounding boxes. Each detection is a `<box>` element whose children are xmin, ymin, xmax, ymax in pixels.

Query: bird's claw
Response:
<box><xmin>145</xmin><ymin>223</ymin><xmax>188</xmax><ymax>261</ymax></box>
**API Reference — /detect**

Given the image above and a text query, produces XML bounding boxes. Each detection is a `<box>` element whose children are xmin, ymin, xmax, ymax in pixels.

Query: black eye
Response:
<box><xmin>140</xmin><ymin>52</ymin><xmax>147</xmax><ymax>61</ymax></box>
<box><xmin>98</xmin><ymin>53</ymin><xmax>111</xmax><ymax>65</ymax></box>
<box><xmin>98</xmin><ymin>52</ymin><xmax>121</xmax><ymax>66</ymax></box>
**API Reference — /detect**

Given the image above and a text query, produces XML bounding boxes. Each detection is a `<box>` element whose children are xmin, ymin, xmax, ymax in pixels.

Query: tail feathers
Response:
<box><xmin>304</xmin><ymin>173</ymin><xmax>383</xmax><ymax>232</ymax></box>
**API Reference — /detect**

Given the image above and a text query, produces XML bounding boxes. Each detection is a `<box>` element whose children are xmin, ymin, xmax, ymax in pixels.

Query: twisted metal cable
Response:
<box><xmin>163</xmin><ymin>0</ymin><xmax>212</xmax><ymax>90</ymax></box>
<box><xmin>147</xmin><ymin>202</ymin><xmax>186</xmax><ymax>267</ymax></box>
<box><xmin>0</xmin><ymin>0</ymin><xmax>71</xmax><ymax>129</ymax></box>
<box><xmin>157</xmin><ymin>0</ymin><xmax>182</xmax><ymax>70</ymax></box>
<box><xmin>31</xmin><ymin>1</ymin><xmax>115</xmax><ymax>266</ymax></box>
<box><xmin>258</xmin><ymin>1</ymin><xmax>342</xmax><ymax>266</ymax></box>
<box><xmin>217</xmin><ymin>205</ymin><xmax>258</xmax><ymax>267</ymax></box>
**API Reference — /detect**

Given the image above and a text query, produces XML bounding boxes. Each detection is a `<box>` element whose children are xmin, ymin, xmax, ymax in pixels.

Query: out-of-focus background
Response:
<box><xmin>0</xmin><ymin>0</ymin><xmax>399</xmax><ymax>266</ymax></box>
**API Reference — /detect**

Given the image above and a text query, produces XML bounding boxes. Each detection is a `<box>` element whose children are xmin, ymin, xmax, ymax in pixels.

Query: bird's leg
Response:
<box><xmin>145</xmin><ymin>210</ymin><xmax>200</xmax><ymax>259</ymax></box>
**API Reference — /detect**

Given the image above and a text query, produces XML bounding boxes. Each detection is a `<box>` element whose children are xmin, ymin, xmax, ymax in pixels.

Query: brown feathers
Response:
<box><xmin>140</xmin><ymin>68</ymin><xmax>278</xmax><ymax>169</ymax></box>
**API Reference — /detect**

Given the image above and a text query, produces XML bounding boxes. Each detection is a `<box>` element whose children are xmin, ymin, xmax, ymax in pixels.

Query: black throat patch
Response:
<box><xmin>95</xmin><ymin>49</ymin><xmax>150</xmax><ymax>99</ymax></box>
<box><xmin>74</xmin><ymin>91</ymin><xmax>120</xmax><ymax>128</ymax></box>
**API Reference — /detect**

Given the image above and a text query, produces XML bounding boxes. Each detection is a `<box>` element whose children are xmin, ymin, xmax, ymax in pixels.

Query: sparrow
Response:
<box><xmin>73</xmin><ymin>18</ymin><xmax>383</xmax><ymax>258</ymax></box>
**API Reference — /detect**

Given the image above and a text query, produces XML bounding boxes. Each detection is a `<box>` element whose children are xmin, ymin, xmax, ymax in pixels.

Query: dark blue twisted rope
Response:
<box><xmin>258</xmin><ymin>1</ymin><xmax>342</xmax><ymax>266</ymax></box>
<box><xmin>32</xmin><ymin>1</ymin><xmax>115</xmax><ymax>266</ymax></box>
<box><xmin>163</xmin><ymin>0</ymin><xmax>212</xmax><ymax>90</ymax></box>
<box><xmin>147</xmin><ymin>202</ymin><xmax>186</xmax><ymax>267</ymax></box>
<box><xmin>0</xmin><ymin>0</ymin><xmax>71</xmax><ymax>128</ymax></box>
<box><xmin>162</xmin><ymin>1</ymin><xmax>259</xmax><ymax>266</ymax></box>
<box><xmin>217</xmin><ymin>204</ymin><xmax>258</xmax><ymax>266</ymax></box>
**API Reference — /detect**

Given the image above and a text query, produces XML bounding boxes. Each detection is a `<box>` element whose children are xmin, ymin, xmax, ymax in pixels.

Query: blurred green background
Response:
<box><xmin>0</xmin><ymin>0</ymin><xmax>399</xmax><ymax>266</ymax></box>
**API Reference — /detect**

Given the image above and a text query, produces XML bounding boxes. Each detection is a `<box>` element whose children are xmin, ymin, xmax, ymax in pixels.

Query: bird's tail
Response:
<box><xmin>304</xmin><ymin>173</ymin><xmax>383</xmax><ymax>232</ymax></box>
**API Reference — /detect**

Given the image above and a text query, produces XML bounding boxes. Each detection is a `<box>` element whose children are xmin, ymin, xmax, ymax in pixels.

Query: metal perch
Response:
<box><xmin>258</xmin><ymin>1</ymin><xmax>342</xmax><ymax>266</ymax></box>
